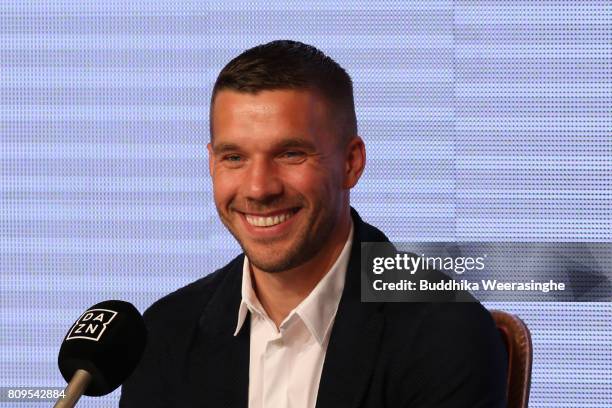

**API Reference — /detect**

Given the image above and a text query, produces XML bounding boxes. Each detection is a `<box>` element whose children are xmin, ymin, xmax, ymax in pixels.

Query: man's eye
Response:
<box><xmin>224</xmin><ymin>155</ymin><xmax>242</xmax><ymax>162</ymax></box>
<box><xmin>281</xmin><ymin>151</ymin><xmax>305</xmax><ymax>159</ymax></box>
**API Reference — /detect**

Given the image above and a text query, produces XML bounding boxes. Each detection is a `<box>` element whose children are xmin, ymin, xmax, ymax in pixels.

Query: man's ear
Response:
<box><xmin>207</xmin><ymin>142</ymin><xmax>214</xmax><ymax>177</ymax></box>
<box><xmin>343</xmin><ymin>136</ymin><xmax>366</xmax><ymax>189</ymax></box>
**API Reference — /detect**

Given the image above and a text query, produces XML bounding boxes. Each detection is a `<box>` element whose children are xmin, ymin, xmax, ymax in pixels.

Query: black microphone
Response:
<box><xmin>55</xmin><ymin>300</ymin><xmax>147</xmax><ymax>407</ymax></box>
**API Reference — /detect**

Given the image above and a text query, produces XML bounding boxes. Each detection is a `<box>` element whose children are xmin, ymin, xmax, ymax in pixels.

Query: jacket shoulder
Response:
<box><xmin>383</xmin><ymin>300</ymin><xmax>498</xmax><ymax>336</ymax></box>
<box><xmin>142</xmin><ymin>254</ymin><xmax>243</xmax><ymax>333</ymax></box>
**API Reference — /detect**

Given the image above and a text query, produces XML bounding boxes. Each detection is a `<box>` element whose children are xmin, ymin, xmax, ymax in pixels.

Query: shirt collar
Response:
<box><xmin>234</xmin><ymin>220</ymin><xmax>354</xmax><ymax>345</ymax></box>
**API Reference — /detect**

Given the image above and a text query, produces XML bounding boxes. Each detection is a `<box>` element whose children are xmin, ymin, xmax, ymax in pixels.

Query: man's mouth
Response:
<box><xmin>243</xmin><ymin>208</ymin><xmax>300</xmax><ymax>228</ymax></box>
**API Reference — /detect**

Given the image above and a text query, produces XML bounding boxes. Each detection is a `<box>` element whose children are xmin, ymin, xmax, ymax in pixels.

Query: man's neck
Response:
<box><xmin>250</xmin><ymin>213</ymin><xmax>352</xmax><ymax>329</ymax></box>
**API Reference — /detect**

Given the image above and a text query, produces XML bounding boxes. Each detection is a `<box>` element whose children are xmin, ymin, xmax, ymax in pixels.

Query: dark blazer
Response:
<box><xmin>120</xmin><ymin>208</ymin><xmax>507</xmax><ymax>408</ymax></box>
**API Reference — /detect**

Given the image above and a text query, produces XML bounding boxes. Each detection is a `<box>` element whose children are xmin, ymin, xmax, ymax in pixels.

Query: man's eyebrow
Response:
<box><xmin>277</xmin><ymin>138</ymin><xmax>316</xmax><ymax>150</ymax></box>
<box><xmin>212</xmin><ymin>138</ymin><xmax>317</xmax><ymax>154</ymax></box>
<box><xmin>211</xmin><ymin>143</ymin><xmax>242</xmax><ymax>155</ymax></box>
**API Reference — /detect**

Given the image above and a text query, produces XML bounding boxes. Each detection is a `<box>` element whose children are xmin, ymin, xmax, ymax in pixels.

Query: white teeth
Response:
<box><xmin>245</xmin><ymin>211</ymin><xmax>295</xmax><ymax>228</ymax></box>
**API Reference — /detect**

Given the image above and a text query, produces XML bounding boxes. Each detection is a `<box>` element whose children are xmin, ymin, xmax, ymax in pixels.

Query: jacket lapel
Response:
<box><xmin>184</xmin><ymin>256</ymin><xmax>250</xmax><ymax>408</ymax></box>
<box><xmin>315</xmin><ymin>209</ymin><xmax>387</xmax><ymax>408</ymax></box>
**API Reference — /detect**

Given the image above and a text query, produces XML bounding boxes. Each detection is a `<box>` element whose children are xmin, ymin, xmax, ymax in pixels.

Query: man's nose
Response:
<box><xmin>244</xmin><ymin>158</ymin><xmax>283</xmax><ymax>201</ymax></box>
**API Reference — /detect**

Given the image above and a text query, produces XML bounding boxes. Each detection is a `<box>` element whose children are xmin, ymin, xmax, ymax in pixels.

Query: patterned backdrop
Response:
<box><xmin>1</xmin><ymin>1</ymin><xmax>610</xmax><ymax>406</ymax></box>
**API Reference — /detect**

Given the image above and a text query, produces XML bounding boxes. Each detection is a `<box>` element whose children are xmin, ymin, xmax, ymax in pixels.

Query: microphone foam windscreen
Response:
<box><xmin>58</xmin><ymin>300</ymin><xmax>147</xmax><ymax>396</ymax></box>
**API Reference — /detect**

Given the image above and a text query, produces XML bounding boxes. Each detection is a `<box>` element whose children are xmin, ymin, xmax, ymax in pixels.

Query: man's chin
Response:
<box><xmin>243</xmin><ymin>242</ymin><xmax>306</xmax><ymax>273</ymax></box>
<box><xmin>246</xmin><ymin>254</ymin><xmax>297</xmax><ymax>274</ymax></box>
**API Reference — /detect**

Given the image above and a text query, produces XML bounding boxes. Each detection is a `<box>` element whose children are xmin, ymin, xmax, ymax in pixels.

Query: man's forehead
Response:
<box><xmin>211</xmin><ymin>136</ymin><xmax>317</xmax><ymax>154</ymax></box>
<box><xmin>214</xmin><ymin>90</ymin><xmax>278</xmax><ymax>115</ymax></box>
<box><xmin>210</xmin><ymin>89</ymin><xmax>334</xmax><ymax>143</ymax></box>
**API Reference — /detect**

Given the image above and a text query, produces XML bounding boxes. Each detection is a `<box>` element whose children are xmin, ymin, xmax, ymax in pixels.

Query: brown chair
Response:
<box><xmin>490</xmin><ymin>310</ymin><xmax>533</xmax><ymax>408</ymax></box>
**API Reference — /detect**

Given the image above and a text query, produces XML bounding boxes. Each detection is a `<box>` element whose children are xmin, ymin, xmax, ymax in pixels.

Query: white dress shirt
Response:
<box><xmin>233</xmin><ymin>221</ymin><xmax>354</xmax><ymax>408</ymax></box>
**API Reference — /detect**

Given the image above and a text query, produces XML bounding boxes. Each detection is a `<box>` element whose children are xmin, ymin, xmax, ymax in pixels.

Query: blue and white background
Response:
<box><xmin>1</xmin><ymin>1</ymin><xmax>610</xmax><ymax>406</ymax></box>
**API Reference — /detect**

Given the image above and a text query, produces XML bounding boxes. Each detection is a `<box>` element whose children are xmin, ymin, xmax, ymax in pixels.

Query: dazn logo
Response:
<box><xmin>66</xmin><ymin>309</ymin><xmax>118</xmax><ymax>342</ymax></box>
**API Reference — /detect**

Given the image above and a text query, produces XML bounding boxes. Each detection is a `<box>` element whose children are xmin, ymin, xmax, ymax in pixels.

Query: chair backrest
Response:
<box><xmin>490</xmin><ymin>310</ymin><xmax>533</xmax><ymax>408</ymax></box>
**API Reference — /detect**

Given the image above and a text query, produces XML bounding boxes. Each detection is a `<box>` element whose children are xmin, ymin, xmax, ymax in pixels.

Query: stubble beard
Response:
<box><xmin>219</xmin><ymin>203</ymin><xmax>338</xmax><ymax>274</ymax></box>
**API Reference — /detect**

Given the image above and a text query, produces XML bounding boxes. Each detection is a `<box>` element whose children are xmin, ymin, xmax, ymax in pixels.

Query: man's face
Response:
<box><xmin>208</xmin><ymin>89</ymin><xmax>355</xmax><ymax>273</ymax></box>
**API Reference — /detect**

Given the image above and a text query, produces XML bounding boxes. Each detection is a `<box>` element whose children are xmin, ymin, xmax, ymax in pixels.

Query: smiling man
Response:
<box><xmin>209</xmin><ymin>87</ymin><xmax>362</xmax><ymax>330</ymax></box>
<box><xmin>120</xmin><ymin>40</ymin><xmax>507</xmax><ymax>408</ymax></box>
